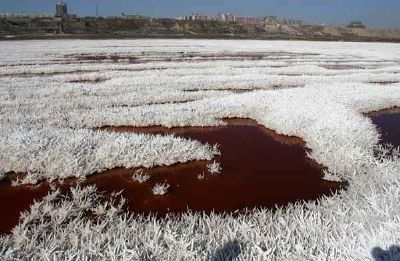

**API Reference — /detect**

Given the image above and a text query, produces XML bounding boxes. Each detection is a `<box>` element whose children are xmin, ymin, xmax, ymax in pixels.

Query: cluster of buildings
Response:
<box><xmin>0</xmin><ymin>1</ymin><xmax>71</xmax><ymax>20</ymax></box>
<box><xmin>120</xmin><ymin>13</ymin><xmax>151</xmax><ymax>20</ymax></box>
<box><xmin>176</xmin><ymin>13</ymin><xmax>302</xmax><ymax>26</ymax></box>
<box><xmin>0</xmin><ymin>12</ymin><xmax>54</xmax><ymax>19</ymax></box>
<box><xmin>0</xmin><ymin>1</ymin><xmax>366</xmax><ymax>30</ymax></box>
<box><xmin>176</xmin><ymin>13</ymin><xmax>234</xmax><ymax>23</ymax></box>
<box><xmin>0</xmin><ymin>2</ymin><xmax>147</xmax><ymax>22</ymax></box>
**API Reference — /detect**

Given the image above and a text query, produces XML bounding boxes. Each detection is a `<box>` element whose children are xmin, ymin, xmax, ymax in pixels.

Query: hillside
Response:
<box><xmin>1</xmin><ymin>17</ymin><xmax>400</xmax><ymax>42</ymax></box>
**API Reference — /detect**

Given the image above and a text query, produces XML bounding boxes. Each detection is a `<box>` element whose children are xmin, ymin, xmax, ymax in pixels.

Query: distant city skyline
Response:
<box><xmin>1</xmin><ymin>0</ymin><xmax>399</xmax><ymax>29</ymax></box>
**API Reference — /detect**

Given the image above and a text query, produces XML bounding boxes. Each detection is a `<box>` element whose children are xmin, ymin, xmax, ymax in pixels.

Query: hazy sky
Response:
<box><xmin>1</xmin><ymin>0</ymin><xmax>399</xmax><ymax>29</ymax></box>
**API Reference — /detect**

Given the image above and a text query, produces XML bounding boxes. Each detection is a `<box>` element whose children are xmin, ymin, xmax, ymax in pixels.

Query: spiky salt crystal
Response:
<box><xmin>152</xmin><ymin>183</ymin><xmax>170</xmax><ymax>195</ymax></box>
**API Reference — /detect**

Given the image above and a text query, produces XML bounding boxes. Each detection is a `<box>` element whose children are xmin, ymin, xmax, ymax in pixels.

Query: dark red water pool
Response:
<box><xmin>94</xmin><ymin>118</ymin><xmax>342</xmax><ymax>215</ymax></box>
<box><xmin>0</xmin><ymin>118</ymin><xmax>343</xmax><ymax>234</ymax></box>
<box><xmin>369</xmin><ymin>108</ymin><xmax>400</xmax><ymax>147</ymax></box>
<box><xmin>0</xmin><ymin>175</ymin><xmax>50</xmax><ymax>233</ymax></box>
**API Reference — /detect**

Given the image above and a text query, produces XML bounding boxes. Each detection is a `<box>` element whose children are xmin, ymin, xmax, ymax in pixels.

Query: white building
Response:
<box><xmin>221</xmin><ymin>13</ymin><xmax>234</xmax><ymax>22</ymax></box>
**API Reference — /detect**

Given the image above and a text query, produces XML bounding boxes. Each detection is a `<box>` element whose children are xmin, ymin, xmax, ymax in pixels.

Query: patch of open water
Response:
<box><xmin>369</xmin><ymin>108</ymin><xmax>400</xmax><ymax>147</ymax></box>
<box><xmin>0</xmin><ymin>118</ymin><xmax>343</xmax><ymax>234</ymax></box>
<box><xmin>94</xmin><ymin>118</ymin><xmax>342</xmax><ymax>216</ymax></box>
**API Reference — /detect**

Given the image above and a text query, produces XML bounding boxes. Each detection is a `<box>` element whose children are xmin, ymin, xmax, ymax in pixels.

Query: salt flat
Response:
<box><xmin>0</xmin><ymin>39</ymin><xmax>400</xmax><ymax>260</ymax></box>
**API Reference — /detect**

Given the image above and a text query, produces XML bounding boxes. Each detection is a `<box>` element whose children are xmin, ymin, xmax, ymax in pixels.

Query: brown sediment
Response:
<box><xmin>232</xmin><ymin>89</ymin><xmax>258</xmax><ymax>93</ymax></box>
<box><xmin>0</xmin><ymin>70</ymin><xmax>97</xmax><ymax>78</ymax></box>
<box><xmin>277</xmin><ymin>73</ymin><xmax>305</xmax><ymax>76</ymax></box>
<box><xmin>269</xmin><ymin>65</ymin><xmax>288</xmax><ymax>68</ymax></box>
<box><xmin>183</xmin><ymin>88</ymin><xmax>259</xmax><ymax>93</ymax></box>
<box><xmin>0</xmin><ymin>60</ymin><xmax>110</xmax><ymax>68</ymax></box>
<box><xmin>64</xmin><ymin>52</ymin><xmax>319</xmax><ymax>64</ymax></box>
<box><xmin>182</xmin><ymin>85</ymin><xmax>302</xmax><ymax>93</ymax></box>
<box><xmin>320</xmin><ymin>64</ymin><xmax>364</xmax><ymax>70</ymax></box>
<box><xmin>115</xmin><ymin>99</ymin><xmax>197</xmax><ymax>108</ymax></box>
<box><xmin>113</xmin><ymin>67</ymin><xmax>168</xmax><ymax>72</ymax></box>
<box><xmin>141</xmin><ymin>99</ymin><xmax>197</xmax><ymax>106</ymax></box>
<box><xmin>367</xmin><ymin>107</ymin><xmax>400</xmax><ymax>147</ymax></box>
<box><xmin>369</xmin><ymin>81</ymin><xmax>399</xmax><ymax>85</ymax></box>
<box><xmin>271</xmin><ymin>84</ymin><xmax>305</xmax><ymax>90</ymax></box>
<box><xmin>68</xmin><ymin>78</ymin><xmax>108</xmax><ymax>84</ymax></box>
<box><xmin>0</xmin><ymin>65</ymin><xmax>170</xmax><ymax>78</ymax></box>
<box><xmin>94</xmin><ymin>118</ymin><xmax>342</xmax><ymax>216</ymax></box>
<box><xmin>65</xmin><ymin>54</ymin><xmax>139</xmax><ymax>63</ymax></box>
